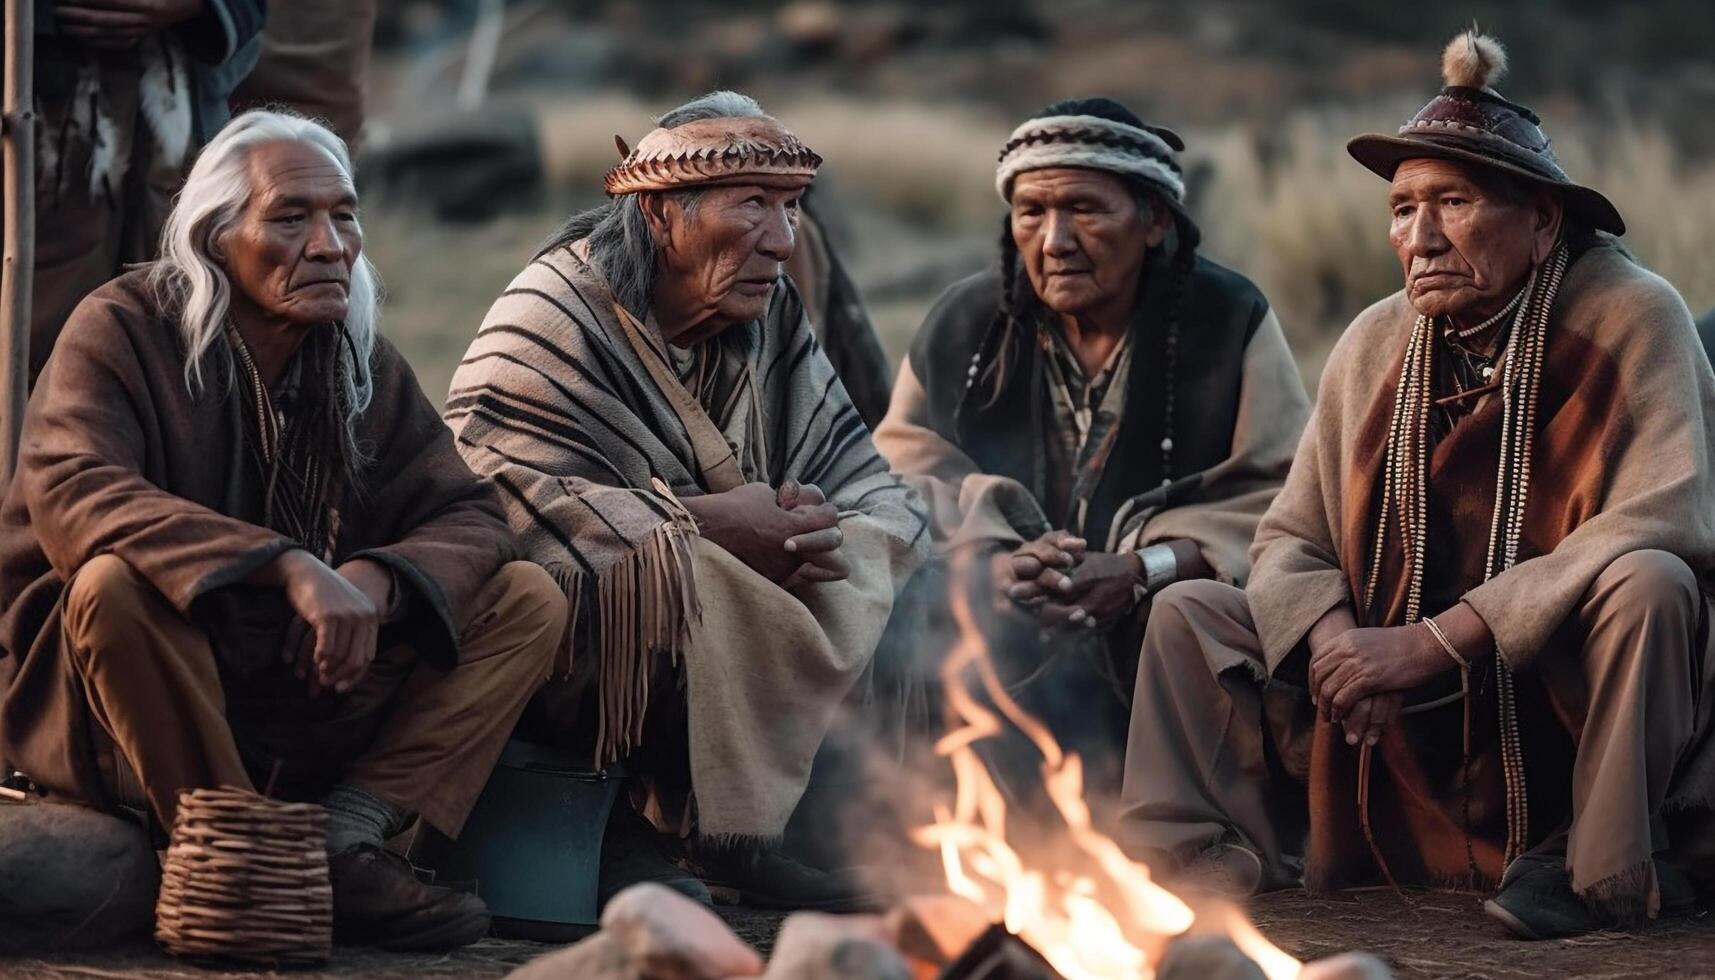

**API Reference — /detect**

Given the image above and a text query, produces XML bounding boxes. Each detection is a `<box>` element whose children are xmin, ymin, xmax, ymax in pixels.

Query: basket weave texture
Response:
<box><xmin>155</xmin><ymin>786</ymin><xmax>332</xmax><ymax>964</ymax></box>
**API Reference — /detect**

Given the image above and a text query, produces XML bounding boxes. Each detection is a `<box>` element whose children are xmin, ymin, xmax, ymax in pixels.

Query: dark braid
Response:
<box><xmin>982</xmin><ymin>214</ymin><xmax>1028</xmax><ymax>407</ymax></box>
<box><xmin>1156</xmin><ymin>223</ymin><xmax>1197</xmax><ymax>487</ymax></box>
<box><xmin>955</xmin><ymin>215</ymin><xmax>1025</xmax><ymax>428</ymax></box>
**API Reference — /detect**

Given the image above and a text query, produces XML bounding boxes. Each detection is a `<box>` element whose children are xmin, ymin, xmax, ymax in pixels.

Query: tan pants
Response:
<box><xmin>60</xmin><ymin>556</ymin><xmax>565</xmax><ymax>836</ymax></box>
<box><xmin>1119</xmin><ymin>550</ymin><xmax>1715</xmax><ymax>899</ymax></box>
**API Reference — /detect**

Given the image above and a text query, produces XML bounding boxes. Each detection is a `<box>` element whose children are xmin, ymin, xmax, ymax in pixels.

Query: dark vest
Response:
<box><xmin>907</xmin><ymin>254</ymin><xmax>1270</xmax><ymax>546</ymax></box>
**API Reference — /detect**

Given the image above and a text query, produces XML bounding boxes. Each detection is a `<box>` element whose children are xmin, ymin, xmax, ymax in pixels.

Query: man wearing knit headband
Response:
<box><xmin>447</xmin><ymin>91</ymin><xmax>928</xmax><ymax>911</ymax></box>
<box><xmin>1118</xmin><ymin>31</ymin><xmax>1715</xmax><ymax>937</ymax></box>
<box><xmin>875</xmin><ymin>97</ymin><xmax>1308</xmax><ymax>805</ymax></box>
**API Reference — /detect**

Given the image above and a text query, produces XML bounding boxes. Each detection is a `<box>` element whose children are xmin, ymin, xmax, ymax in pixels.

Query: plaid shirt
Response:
<box><xmin>1038</xmin><ymin>318</ymin><xmax>1133</xmax><ymax>534</ymax></box>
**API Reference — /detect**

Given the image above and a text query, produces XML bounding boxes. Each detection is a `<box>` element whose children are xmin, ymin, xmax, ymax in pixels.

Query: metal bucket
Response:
<box><xmin>414</xmin><ymin>739</ymin><xmax>621</xmax><ymax>942</ymax></box>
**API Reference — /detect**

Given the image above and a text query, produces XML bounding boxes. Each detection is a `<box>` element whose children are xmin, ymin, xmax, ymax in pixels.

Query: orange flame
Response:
<box><xmin>911</xmin><ymin>554</ymin><xmax>1301</xmax><ymax>980</ymax></box>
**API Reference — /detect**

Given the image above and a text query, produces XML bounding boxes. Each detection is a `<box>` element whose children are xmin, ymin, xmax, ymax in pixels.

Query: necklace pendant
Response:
<box><xmin>1481</xmin><ymin>365</ymin><xmax>1495</xmax><ymax>381</ymax></box>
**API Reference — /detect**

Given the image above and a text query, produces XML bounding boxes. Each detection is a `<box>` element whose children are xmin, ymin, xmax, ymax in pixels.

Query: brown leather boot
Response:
<box><xmin>329</xmin><ymin>844</ymin><xmax>491</xmax><ymax>950</ymax></box>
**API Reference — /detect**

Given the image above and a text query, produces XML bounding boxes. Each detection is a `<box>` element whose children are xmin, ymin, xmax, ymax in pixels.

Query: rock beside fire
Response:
<box><xmin>505</xmin><ymin>883</ymin><xmax>1395</xmax><ymax>980</ymax></box>
<box><xmin>1298</xmin><ymin>952</ymin><xmax>1394</xmax><ymax>979</ymax></box>
<box><xmin>505</xmin><ymin>931</ymin><xmax>629</xmax><ymax>979</ymax></box>
<box><xmin>764</xmin><ymin>912</ymin><xmax>910</xmax><ymax>979</ymax></box>
<box><xmin>1155</xmin><ymin>936</ymin><xmax>1395</xmax><ymax>980</ymax></box>
<box><xmin>1155</xmin><ymin>935</ymin><xmax>1268</xmax><ymax>980</ymax></box>
<box><xmin>506</xmin><ymin>883</ymin><xmax>765</xmax><ymax>979</ymax></box>
<box><xmin>606</xmin><ymin>885</ymin><xmax>766</xmax><ymax>979</ymax></box>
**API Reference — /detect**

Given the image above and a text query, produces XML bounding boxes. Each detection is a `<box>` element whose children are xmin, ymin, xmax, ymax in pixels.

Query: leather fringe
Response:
<box><xmin>546</xmin><ymin>518</ymin><xmax>702</xmax><ymax>768</ymax></box>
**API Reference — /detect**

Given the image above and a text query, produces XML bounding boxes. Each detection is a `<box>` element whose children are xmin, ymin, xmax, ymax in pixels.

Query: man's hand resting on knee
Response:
<box><xmin>1307</xmin><ymin>602</ymin><xmax>1493</xmax><ymax>747</ymax></box>
<box><xmin>679</xmin><ymin>481</ymin><xmax>850</xmax><ymax>589</ymax></box>
<box><xmin>253</xmin><ymin>549</ymin><xmax>385</xmax><ymax>696</ymax></box>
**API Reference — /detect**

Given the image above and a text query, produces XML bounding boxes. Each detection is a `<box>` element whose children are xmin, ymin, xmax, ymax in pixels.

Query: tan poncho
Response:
<box><xmin>445</xmin><ymin>245</ymin><xmax>928</xmax><ymax>838</ymax></box>
<box><xmin>1248</xmin><ymin>243</ymin><xmax>1715</xmax><ymax>894</ymax></box>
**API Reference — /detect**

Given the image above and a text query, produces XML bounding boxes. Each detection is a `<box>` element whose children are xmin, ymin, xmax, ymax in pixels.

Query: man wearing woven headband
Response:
<box><xmin>874</xmin><ymin>97</ymin><xmax>1308</xmax><ymax>799</ymax></box>
<box><xmin>447</xmin><ymin>91</ymin><xmax>927</xmax><ymax>911</ymax></box>
<box><xmin>1118</xmin><ymin>32</ymin><xmax>1715</xmax><ymax>937</ymax></box>
<box><xmin>0</xmin><ymin>111</ymin><xmax>568</xmax><ymax>949</ymax></box>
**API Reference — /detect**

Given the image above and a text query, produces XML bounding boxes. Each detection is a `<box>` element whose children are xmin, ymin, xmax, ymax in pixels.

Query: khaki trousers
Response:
<box><xmin>1119</xmin><ymin>550</ymin><xmax>1715</xmax><ymax>899</ymax></box>
<box><xmin>60</xmin><ymin>556</ymin><xmax>565</xmax><ymax>836</ymax></box>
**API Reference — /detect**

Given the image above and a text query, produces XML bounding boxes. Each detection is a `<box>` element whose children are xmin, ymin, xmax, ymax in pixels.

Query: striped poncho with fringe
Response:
<box><xmin>445</xmin><ymin>243</ymin><xmax>929</xmax><ymax>765</ymax></box>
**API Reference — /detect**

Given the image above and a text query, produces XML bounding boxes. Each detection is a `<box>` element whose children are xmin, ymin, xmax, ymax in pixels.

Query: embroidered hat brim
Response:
<box><xmin>604</xmin><ymin>115</ymin><xmax>822</xmax><ymax>196</ymax></box>
<box><xmin>1347</xmin><ymin>132</ymin><xmax>1625</xmax><ymax>236</ymax></box>
<box><xmin>1347</xmin><ymin>31</ymin><xmax>1625</xmax><ymax>236</ymax></box>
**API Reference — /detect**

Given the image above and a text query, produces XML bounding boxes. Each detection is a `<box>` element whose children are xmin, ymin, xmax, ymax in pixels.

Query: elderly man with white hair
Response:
<box><xmin>447</xmin><ymin>91</ymin><xmax>928</xmax><ymax>910</ymax></box>
<box><xmin>0</xmin><ymin>110</ymin><xmax>566</xmax><ymax>950</ymax></box>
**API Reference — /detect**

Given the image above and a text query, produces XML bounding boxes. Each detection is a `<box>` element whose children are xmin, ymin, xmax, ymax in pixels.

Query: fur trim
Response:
<box><xmin>139</xmin><ymin>39</ymin><xmax>193</xmax><ymax>171</ymax></box>
<box><xmin>1442</xmin><ymin>29</ymin><xmax>1508</xmax><ymax>90</ymax></box>
<box><xmin>74</xmin><ymin>67</ymin><xmax>126</xmax><ymax>206</ymax></box>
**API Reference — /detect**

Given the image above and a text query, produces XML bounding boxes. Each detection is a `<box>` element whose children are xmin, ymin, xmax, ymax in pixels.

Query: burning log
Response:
<box><xmin>884</xmin><ymin>895</ymin><xmax>993</xmax><ymax>969</ymax></box>
<box><xmin>935</xmin><ymin>923</ymin><xmax>1061</xmax><ymax>980</ymax></box>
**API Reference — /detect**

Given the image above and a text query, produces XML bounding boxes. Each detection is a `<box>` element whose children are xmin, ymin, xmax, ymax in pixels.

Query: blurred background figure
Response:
<box><xmin>19</xmin><ymin>0</ymin><xmax>263</xmax><ymax>382</ymax></box>
<box><xmin>230</xmin><ymin>0</ymin><xmax>380</xmax><ymax>149</ymax></box>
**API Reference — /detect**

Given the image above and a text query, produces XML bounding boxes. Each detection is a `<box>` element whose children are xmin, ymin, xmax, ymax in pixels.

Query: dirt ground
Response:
<box><xmin>5</xmin><ymin>893</ymin><xmax>1711</xmax><ymax>979</ymax></box>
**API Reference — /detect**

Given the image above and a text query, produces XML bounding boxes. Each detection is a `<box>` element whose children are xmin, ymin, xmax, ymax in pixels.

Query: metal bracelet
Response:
<box><xmin>1421</xmin><ymin>616</ymin><xmax>1470</xmax><ymax>670</ymax></box>
<box><xmin>1136</xmin><ymin>543</ymin><xmax>1178</xmax><ymax>594</ymax></box>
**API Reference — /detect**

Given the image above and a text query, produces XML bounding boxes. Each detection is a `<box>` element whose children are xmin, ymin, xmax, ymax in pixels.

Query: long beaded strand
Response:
<box><xmin>1358</xmin><ymin>243</ymin><xmax>1569</xmax><ymax>879</ymax></box>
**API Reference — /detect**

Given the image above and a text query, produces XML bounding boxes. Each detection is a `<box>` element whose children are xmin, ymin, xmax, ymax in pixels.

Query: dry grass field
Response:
<box><xmin>367</xmin><ymin>92</ymin><xmax>1715</xmax><ymax>402</ymax></box>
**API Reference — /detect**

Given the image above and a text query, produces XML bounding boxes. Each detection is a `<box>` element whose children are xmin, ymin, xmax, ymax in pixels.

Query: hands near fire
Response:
<box><xmin>680</xmin><ymin>481</ymin><xmax>848</xmax><ymax>589</ymax></box>
<box><xmin>56</xmin><ymin>0</ymin><xmax>205</xmax><ymax>49</ymax></box>
<box><xmin>1307</xmin><ymin>602</ymin><xmax>1491</xmax><ymax>747</ymax></box>
<box><xmin>997</xmin><ymin>531</ymin><xmax>1132</xmax><ymax>631</ymax></box>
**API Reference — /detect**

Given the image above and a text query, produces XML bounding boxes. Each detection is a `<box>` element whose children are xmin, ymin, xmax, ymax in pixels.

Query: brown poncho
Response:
<box><xmin>1248</xmin><ymin>243</ymin><xmax>1715</xmax><ymax>894</ymax></box>
<box><xmin>0</xmin><ymin>269</ymin><xmax>519</xmax><ymax>804</ymax></box>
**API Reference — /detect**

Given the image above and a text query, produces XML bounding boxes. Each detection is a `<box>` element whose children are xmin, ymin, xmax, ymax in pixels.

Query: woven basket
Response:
<box><xmin>156</xmin><ymin>787</ymin><xmax>332</xmax><ymax>964</ymax></box>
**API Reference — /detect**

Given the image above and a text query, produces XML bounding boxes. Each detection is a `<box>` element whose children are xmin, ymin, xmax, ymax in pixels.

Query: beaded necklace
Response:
<box><xmin>1360</xmin><ymin>243</ymin><xmax>1570</xmax><ymax>877</ymax></box>
<box><xmin>1450</xmin><ymin>281</ymin><xmax>1527</xmax><ymax>340</ymax></box>
<box><xmin>227</xmin><ymin>324</ymin><xmax>346</xmax><ymax>562</ymax></box>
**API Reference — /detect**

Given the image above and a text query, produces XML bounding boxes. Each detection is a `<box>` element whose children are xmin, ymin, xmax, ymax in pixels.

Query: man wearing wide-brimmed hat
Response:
<box><xmin>446</xmin><ymin>91</ymin><xmax>928</xmax><ymax>911</ymax></box>
<box><xmin>1117</xmin><ymin>32</ymin><xmax>1715</xmax><ymax>938</ymax></box>
<box><xmin>874</xmin><ymin>97</ymin><xmax>1309</xmax><ymax>799</ymax></box>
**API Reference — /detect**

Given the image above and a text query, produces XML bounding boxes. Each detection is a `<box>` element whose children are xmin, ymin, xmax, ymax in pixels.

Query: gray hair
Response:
<box><xmin>148</xmin><ymin>109</ymin><xmax>379</xmax><ymax>457</ymax></box>
<box><xmin>538</xmin><ymin>91</ymin><xmax>768</xmax><ymax>313</ymax></box>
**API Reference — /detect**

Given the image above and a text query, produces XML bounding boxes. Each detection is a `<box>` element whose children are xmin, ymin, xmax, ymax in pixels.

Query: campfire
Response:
<box><xmin>903</xmin><ymin>558</ymin><xmax>1301</xmax><ymax>980</ymax></box>
<box><xmin>511</xmin><ymin>558</ymin><xmax>1386</xmax><ymax>979</ymax></box>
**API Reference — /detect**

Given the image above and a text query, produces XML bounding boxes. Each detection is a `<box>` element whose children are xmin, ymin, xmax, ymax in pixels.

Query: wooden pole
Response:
<box><xmin>0</xmin><ymin>0</ymin><xmax>34</xmax><ymax>491</ymax></box>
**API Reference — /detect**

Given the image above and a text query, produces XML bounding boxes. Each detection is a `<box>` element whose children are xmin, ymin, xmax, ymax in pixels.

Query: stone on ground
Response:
<box><xmin>763</xmin><ymin>912</ymin><xmax>908</xmax><ymax>979</ymax></box>
<box><xmin>605</xmin><ymin>882</ymin><xmax>764</xmax><ymax>978</ymax></box>
<box><xmin>1299</xmin><ymin>952</ymin><xmax>1394</xmax><ymax>979</ymax></box>
<box><xmin>0</xmin><ymin>800</ymin><xmax>160</xmax><ymax>954</ymax></box>
<box><xmin>1154</xmin><ymin>934</ymin><xmax>1269</xmax><ymax>980</ymax></box>
<box><xmin>505</xmin><ymin>931</ymin><xmax>629</xmax><ymax>979</ymax></box>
